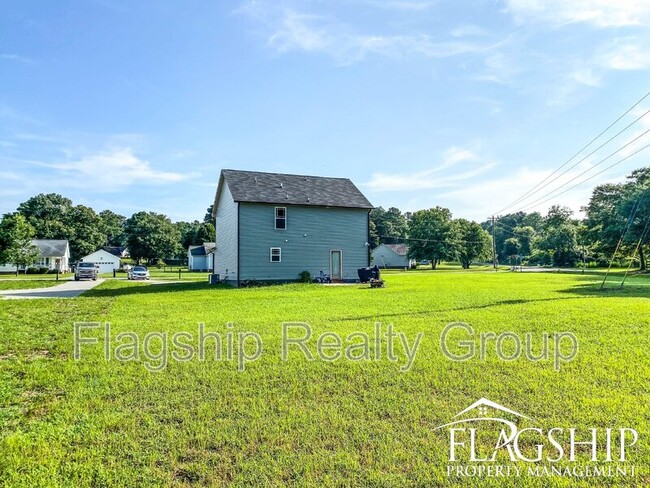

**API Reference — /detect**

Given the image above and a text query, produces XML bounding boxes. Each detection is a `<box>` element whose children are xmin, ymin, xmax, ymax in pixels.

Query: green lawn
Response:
<box><xmin>0</xmin><ymin>279</ymin><xmax>63</xmax><ymax>290</ymax></box>
<box><xmin>0</xmin><ymin>271</ymin><xmax>648</xmax><ymax>487</ymax></box>
<box><xmin>0</xmin><ymin>273</ymin><xmax>73</xmax><ymax>280</ymax></box>
<box><xmin>98</xmin><ymin>268</ymin><xmax>208</xmax><ymax>281</ymax></box>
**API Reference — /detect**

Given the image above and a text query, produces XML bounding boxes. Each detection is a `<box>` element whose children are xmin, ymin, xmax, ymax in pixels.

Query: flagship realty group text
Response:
<box><xmin>73</xmin><ymin>322</ymin><xmax>578</xmax><ymax>373</ymax></box>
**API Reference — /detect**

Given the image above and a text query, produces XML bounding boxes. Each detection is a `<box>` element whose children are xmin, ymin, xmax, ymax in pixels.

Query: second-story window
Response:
<box><xmin>275</xmin><ymin>207</ymin><xmax>286</xmax><ymax>229</ymax></box>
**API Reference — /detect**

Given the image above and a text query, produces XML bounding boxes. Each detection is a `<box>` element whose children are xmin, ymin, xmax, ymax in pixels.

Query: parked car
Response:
<box><xmin>128</xmin><ymin>266</ymin><xmax>150</xmax><ymax>280</ymax></box>
<box><xmin>75</xmin><ymin>262</ymin><xmax>98</xmax><ymax>281</ymax></box>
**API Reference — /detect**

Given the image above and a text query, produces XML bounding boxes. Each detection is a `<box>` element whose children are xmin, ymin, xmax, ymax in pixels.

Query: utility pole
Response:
<box><xmin>491</xmin><ymin>215</ymin><xmax>497</xmax><ymax>271</ymax></box>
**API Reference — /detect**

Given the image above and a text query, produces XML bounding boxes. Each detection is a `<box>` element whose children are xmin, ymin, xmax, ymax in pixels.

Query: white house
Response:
<box><xmin>370</xmin><ymin>243</ymin><xmax>415</xmax><ymax>269</ymax></box>
<box><xmin>188</xmin><ymin>242</ymin><xmax>215</xmax><ymax>271</ymax></box>
<box><xmin>79</xmin><ymin>249</ymin><xmax>121</xmax><ymax>273</ymax></box>
<box><xmin>0</xmin><ymin>239</ymin><xmax>70</xmax><ymax>273</ymax></box>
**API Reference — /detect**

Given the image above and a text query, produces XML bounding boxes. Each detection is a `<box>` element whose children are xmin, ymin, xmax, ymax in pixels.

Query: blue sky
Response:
<box><xmin>1</xmin><ymin>0</ymin><xmax>650</xmax><ymax>222</ymax></box>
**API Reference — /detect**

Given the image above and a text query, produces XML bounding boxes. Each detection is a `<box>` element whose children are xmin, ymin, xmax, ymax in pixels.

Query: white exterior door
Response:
<box><xmin>330</xmin><ymin>250</ymin><xmax>342</xmax><ymax>281</ymax></box>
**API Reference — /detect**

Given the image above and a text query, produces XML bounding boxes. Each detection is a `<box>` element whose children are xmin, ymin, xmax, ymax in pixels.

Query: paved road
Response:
<box><xmin>0</xmin><ymin>279</ymin><xmax>105</xmax><ymax>299</ymax></box>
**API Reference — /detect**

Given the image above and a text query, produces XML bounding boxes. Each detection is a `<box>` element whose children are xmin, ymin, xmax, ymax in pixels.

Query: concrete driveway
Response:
<box><xmin>0</xmin><ymin>279</ymin><xmax>105</xmax><ymax>299</ymax></box>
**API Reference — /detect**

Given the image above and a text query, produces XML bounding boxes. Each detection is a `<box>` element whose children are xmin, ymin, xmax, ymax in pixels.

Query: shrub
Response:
<box><xmin>26</xmin><ymin>267</ymin><xmax>49</xmax><ymax>274</ymax></box>
<box><xmin>298</xmin><ymin>270</ymin><xmax>312</xmax><ymax>283</ymax></box>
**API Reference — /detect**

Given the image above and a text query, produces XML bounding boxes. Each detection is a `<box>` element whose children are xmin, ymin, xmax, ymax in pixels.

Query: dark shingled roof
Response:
<box><xmin>384</xmin><ymin>243</ymin><xmax>409</xmax><ymax>256</ymax></box>
<box><xmin>220</xmin><ymin>169</ymin><xmax>373</xmax><ymax>209</ymax></box>
<box><xmin>32</xmin><ymin>239</ymin><xmax>69</xmax><ymax>257</ymax></box>
<box><xmin>189</xmin><ymin>243</ymin><xmax>215</xmax><ymax>256</ymax></box>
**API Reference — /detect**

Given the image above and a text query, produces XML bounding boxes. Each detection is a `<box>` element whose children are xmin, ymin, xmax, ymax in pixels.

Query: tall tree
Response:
<box><xmin>453</xmin><ymin>218</ymin><xmax>492</xmax><ymax>269</ymax></box>
<box><xmin>99</xmin><ymin>210</ymin><xmax>126</xmax><ymax>247</ymax></box>
<box><xmin>407</xmin><ymin>207</ymin><xmax>454</xmax><ymax>269</ymax></box>
<box><xmin>370</xmin><ymin>206</ymin><xmax>408</xmax><ymax>246</ymax></box>
<box><xmin>0</xmin><ymin>214</ymin><xmax>40</xmax><ymax>274</ymax></box>
<box><xmin>585</xmin><ymin>167</ymin><xmax>650</xmax><ymax>270</ymax></box>
<box><xmin>537</xmin><ymin>206</ymin><xmax>579</xmax><ymax>267</ymax></box>
<box><xmin>17</xmin><ymin>193</ymin><xmax>73</xmax><ymax>239</ymax></box>
<box><xmin>124</xmin><ymin>212</ymin><xmax>181</xmax><ymax>264</ymax></box>
<box><xmin>204</xmin><ymin>205</ymin><xmax>214</xmax><ymax>224</ymax></box>
<box><xmin>68</xmin><ymin>205</ymin><xmax>107</xmax><ymax>260</ymax></box>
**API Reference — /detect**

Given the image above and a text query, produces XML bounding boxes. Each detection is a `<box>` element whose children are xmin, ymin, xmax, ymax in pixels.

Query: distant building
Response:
<box><xmin>0</xmin><ymin>239</ymin><xmax>70</xmax><ymax>273</ymax></box>
<box><xmin>103</xmin><ymin>246</ymin><xmax>129</xmax><ymax>258</ymax></box>
<box><xmin>211</xmin><ymin>169</ymin><xmax>373</xmax><ymax>285</ymax></box>
<box><xmin>371</xmin><ymin>243</ymin><xmax>415</xmax><ymax>269</ymax></box>
<box><xmin>188</xmin><ymin>242</ymin><xmax>215</xmax><ymax>271</ymax></box>
<box><xmin>79</xmin><ymin>249</ymin><xmax>121</xmax><ymax>274</ymax></box>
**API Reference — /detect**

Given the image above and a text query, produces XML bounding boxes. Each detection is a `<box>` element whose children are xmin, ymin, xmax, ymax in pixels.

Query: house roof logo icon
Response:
<box><xmin>453</xmin><ymin>397</ymin><xmax>531</xmax><ymax>421</ymax></box>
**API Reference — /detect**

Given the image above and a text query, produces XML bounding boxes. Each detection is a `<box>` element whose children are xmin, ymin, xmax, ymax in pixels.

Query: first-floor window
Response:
<box><xmin>270</xmin><ymin>247</ymin><xmax>281</xmax><ymax>262</ymax></box>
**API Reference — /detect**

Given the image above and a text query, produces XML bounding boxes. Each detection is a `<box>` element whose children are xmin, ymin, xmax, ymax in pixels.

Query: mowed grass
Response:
<box><xmin>0</xmin><ymin>279</ymin><xmax>63</xmax><ymax>290</ymax></box>
<box><xmin>0</xmin><ymin>271</ymin><xmax>648</xmax><ymax>487</ymax></box>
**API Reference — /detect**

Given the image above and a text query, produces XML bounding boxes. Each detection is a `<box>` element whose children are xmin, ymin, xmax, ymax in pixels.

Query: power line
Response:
<box><xmin>503</xmin><ymin>109</ymin><xmax>650</xmax><ymax>214</ymax></box>
<box><xmin>379</xmin><ymin>235</ymin><xmax>488</xmax><ymax>245</ymax></box>
<box><xmin>513</xmin><ymin>138</ymin><xmax>650</xmax><ymax>214</ymax></box>
<box><xmin>494</xmin><ymin>90</ymin><xmax>650</xmax><ymax>215</ymax></box>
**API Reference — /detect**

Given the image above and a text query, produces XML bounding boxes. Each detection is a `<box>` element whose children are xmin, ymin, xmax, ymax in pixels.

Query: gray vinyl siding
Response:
<box><xmin>214</xmin><ymin>183</ymin><xmax>238</xmax><ymax>283</ymax></box>
<box><xmin>371</xmin><ymin>244</ymin><xmax>410</xmax><ymax>268</ymax></box>
<box><xmin>239</xmin><ymin>204</ymin><xmax>369</xmax><ymax>282</ymax></box>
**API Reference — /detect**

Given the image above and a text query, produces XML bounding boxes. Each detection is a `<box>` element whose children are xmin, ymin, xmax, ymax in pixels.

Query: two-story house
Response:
<box><xmin>212</xmin><ymin>169</ymin><xmax>373</xmax><ymax>285</ymax></box>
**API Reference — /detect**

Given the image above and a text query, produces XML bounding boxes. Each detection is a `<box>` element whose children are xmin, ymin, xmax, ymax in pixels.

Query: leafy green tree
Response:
<box><xmin>99</xmin><ymin>210</ymin><xmax>126</xmax><ymax>246</ymax></box>
<box><xmin>124</xmin><ymin>212</ymin><xmax>181</xmax><ymax>264</ymax></box>
<box><xmin>0</xmin><ymin>214</ymin><xmax>40</xmax><ymax>274</ymax></box>
<box><xmin>204</xmin><ymin>205</ymin><xmax>214</xmax><ymax>224</ymax></box>
<box><xmin>17</xmin><ymin>193</ymin><xmax>73</xmax><ymax>239</ymax></box>
<box><xmin>503</xmin><ymin>237</ymin><xmax>521</xmax><ymax>261</ymax></box>
<box><xmin>453</xmin><ymin>218</ymin><xmax>492</xmax><ymax>269</ymax></box>
<box><xmin>407</xmin><ymin>207</ymin><xmax>454</xmax><ymax>269</ymax></box>
<box><xmin>537</xmin><ymin>206</ymin><xmax>579</xmax><ymax>266</ymax></box>
<box><xmin>68</xmin><ymin>205</ymin><xmax>107</xmax><ymax>260</ymax></box>
<box><xmin>584</xmin><ymin>167</ymin><xmax>650</xmax><ymax>270</ymax></box>
<box><xmin>370</xmin><ymin>206</ymin><xmax>408</xmax><ymax>246</ymax></box>
<box><xmin>196</xmin><ymin>222</ymin><xmax>215</xmax><ymax>243</ymax></box>
<box><xmin>482</xmin><ymin>212</ymin><xmax>543</xmax><ymax>263</ymax></box>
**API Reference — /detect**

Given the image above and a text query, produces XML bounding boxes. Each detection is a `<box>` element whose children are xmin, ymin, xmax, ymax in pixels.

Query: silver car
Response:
<box><xmin>128</xmin><ymin>266</ymin><xmax>150</xmax><ymax>280</ymax></box>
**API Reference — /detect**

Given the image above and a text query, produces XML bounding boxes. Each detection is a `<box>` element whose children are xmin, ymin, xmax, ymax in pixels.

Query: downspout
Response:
<box><xmin>237</xmin><ymin>202</ymin><xmax>241</xmax><ymax>286</ymax></box>
<box><xmin>367</xmin><ymin>210</ymin><xmax>371</xmax><ymax>267</ymax></box>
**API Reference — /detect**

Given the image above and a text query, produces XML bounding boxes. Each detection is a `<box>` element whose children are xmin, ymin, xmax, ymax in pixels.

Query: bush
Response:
<box><xmin>298</xmin><ymin>270</ymin><xmax>312</xmax><ymax>283</ymax></box>
<box><xmin>26</xmin><ymin>267</ymin><xmax>49</xmax><ymax>274</ymax></box>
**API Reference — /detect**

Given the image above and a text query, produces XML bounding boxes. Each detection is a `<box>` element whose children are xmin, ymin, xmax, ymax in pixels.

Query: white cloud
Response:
<box><xmin>451</xmin><ymin>24</ymin><xmax>487</xmax><ymax>38</ymax></box>
<box><xmin>364</xmin><ymin>147</ymin><xmax>495</xmax><ymax>191</ymax></box>
<box><xmin>50</xmin><ymin>148</ymin><xmax>191</xmax><ymax>189</ymax></box>
<box><xmin>504</xmin><ymin>0</ymin><xmax>650</xmax><ymax>28</ymax></box>
<box><xmin>241</xmin><ymin>4</ymin><xmax>507</xmax><ymax>64</ymax></box>
<box><xmin>599</xmin><ymin>40</ymin><xmax>650</xmax><ymax>70</ymax></box>
<box><xmin>268</xmin><ymin>11</ymin><xmax>330</xmax><ymax>52</ymax></box>
<box><xmin>355</xmin><ymin>0</ymin><xmax>437</xmax><ymax>11</ymax></box>
<box><xmin>0</xmin><ymin>53</ymin><xmax>33</xmax><ymax>64</ymax></box>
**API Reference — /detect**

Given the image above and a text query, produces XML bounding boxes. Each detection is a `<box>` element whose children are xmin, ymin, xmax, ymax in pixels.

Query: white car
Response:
<box><xmin>128</xmin><ymin>266</ymin><xmax>150</xmax><ymax>280</ymax></box>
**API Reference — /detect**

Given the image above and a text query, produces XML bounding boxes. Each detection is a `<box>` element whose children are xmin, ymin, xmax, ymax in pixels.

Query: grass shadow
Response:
<box><xmin>334</xmin><ymin>297</ymin><xmax>581</xmax><ymax>322</ymax></box>
<box><xmin>81</xmin><ymin>281</ymin><xmax>232</xmax><ymax>298</ymax></box>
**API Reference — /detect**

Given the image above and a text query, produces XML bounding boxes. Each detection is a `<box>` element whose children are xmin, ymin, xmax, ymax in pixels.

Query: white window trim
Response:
<box><xmin>270</xmin><ymin>247</ymin><xmax>282</xmax><ymax>263</ymax></box>
<box><xmin>275</xmin><ymin>207</ymin><xmax>287</xmax><ymax>230</ymax></box>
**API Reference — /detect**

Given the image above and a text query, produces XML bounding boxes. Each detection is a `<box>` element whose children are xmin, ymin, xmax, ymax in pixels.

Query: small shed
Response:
<box><xmin>188</xmin><ymin>242</ymin><xmax>215</xmax><ymax>271</ymax></box>
<box><xmin>79</xmin><ymin>249</ymin><xmax>121</xmax><ymax>274</ymax></box>
<box><xmin>371</xmin><ymin>243</ymin><xmax>415</xmax><ymax>269</ymax></box>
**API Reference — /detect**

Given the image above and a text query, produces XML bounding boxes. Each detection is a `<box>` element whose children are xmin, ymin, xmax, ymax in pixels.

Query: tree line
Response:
<box><xmin>1</xmin><ymin>166</ymin><xmax>648</xmax><ymax>271</ymax></box>
<box><xmin>0</xmin><ymin>193</ymin><xmax>215</xmax><ymax>267</ymax></box>
<box><xmin>370</xmin><ymin>167</ymin><xmax>650</xmax><ymax>270</ymax></box>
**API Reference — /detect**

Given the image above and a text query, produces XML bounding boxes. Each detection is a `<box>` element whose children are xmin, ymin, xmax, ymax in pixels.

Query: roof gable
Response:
<box><xmin>216</xmin><ymin>169</ymin><xmax>373</xmax><ymax>211</ymax></box>
<box><xmin>32</xmin><ymin>239</ymin><xmax>69</xmax><ymax>257</ymax></box>
<box><xmin>80</xmin><ymin>249</ymin><xmax>120</xmax><ymax>261</ymax></box>
<box><xmin>376</xmin><ymin>243</ymin><xmax>409</xmax><ymax>256</ymax></box>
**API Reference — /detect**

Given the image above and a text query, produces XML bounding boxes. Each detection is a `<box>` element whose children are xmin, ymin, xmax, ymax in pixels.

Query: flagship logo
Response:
<box><xmin>435</xmin><ymin>398</ymin><xmax>639</xmax><ymax>479</ymax></box>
